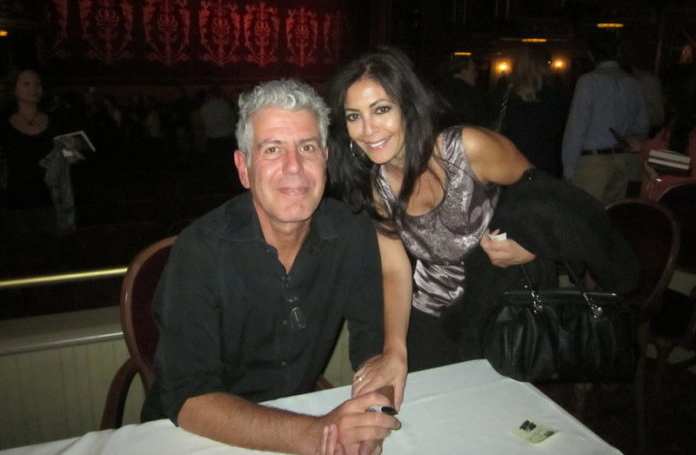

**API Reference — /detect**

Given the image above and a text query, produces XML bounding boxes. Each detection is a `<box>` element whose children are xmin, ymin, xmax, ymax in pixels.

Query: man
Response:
<box><xmin>440</xmin><ymin>58</ymin><xmax>490</xmax><ymax>127</ymax></box>
<box><xmin>199</xmin><ymin>85</ymin><xmax>237</xmax><ymax>154</ymax></box>
<box><xmin>199</xmin><ymin>85</ymin><xmax>238</xmax><ymax>184</ymax></box>
<box><xmin>562</xmin><ymin>34</ymin><xmax>649</xmax><ymax>205</ymax></box>
<box><xmin>142</xmin><ymin>80</ymin><xmax>399</xmax><ymax>454</ymax></box>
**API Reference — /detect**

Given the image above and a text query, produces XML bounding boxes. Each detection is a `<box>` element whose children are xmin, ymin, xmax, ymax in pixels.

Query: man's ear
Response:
<box><xmin>234</xmin><ymin>150</ymin><xmax>251</xmax><ymax>189</ymax></box>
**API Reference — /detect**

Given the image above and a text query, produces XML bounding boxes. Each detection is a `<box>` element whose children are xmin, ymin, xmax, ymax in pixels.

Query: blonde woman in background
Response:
<box><xmin>493</xmin><ymin>46</ymin><xmax>569</xmax><ymax>177</ymax></box>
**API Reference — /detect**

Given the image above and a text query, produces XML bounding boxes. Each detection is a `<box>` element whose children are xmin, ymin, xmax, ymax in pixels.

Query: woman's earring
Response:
<box><xmin>349</xmin><ymin>141</ymin><xmax>361</xmax><ymax>158</ymax></box>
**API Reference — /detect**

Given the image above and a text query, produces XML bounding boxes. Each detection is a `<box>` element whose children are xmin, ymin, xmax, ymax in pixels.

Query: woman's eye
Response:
<box><xmin>345</xmin><ymin>112</ymin><xmax>359</xmax><ymax>122</ymax></box>
<box><xmin>375</xmin><ymin>105</ymin><xmax>391</xmax><ymax>115</ymax></box>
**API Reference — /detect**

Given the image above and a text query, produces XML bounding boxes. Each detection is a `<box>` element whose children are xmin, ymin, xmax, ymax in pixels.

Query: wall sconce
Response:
<box><xmin>521</xmin><ymin>38</ymin><xmax>547</xmax><ymax>43</ymax></box>
<box><xmin>453</xmin><ymin>51</ymin><xmax>472</xmax><ymax>57</ymax></box>
<box><xmin>551</xmin><ymin>57</ymin><xmax>567</xmax><ymax>71</ymax></box>
<box><xmin>0</xmin><ymin>30</ymin><xmax>9</xmax><ymax>37</ymax></box>
<box><xmin>495</xmin><ymin>60</ymin><xmax>511</xmax><ymax>75</ymax></box>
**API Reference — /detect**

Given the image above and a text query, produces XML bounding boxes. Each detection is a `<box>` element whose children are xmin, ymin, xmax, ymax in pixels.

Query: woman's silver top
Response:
<box><xmin>376</xmin><ymin>126</ymin><xmax>499</xmax><ymax>316</ymax></box>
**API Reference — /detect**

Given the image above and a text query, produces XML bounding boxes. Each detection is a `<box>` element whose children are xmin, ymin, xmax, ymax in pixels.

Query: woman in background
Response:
<box><xmin>493</xmin><ymin>46</ymin><xmax>568</xmax><ymax>177</ymax></box>
<box><xmin>0</xmin><ymin>69</ymin><xmax>63</xmax><ymax>237</ymax></box>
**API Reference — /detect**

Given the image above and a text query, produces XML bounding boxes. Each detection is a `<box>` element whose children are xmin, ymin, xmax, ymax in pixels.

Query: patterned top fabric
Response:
<box><xmin>376</xmin><ymin>126</ymin><xmax>499</xmax><ymax>316</ymax></box>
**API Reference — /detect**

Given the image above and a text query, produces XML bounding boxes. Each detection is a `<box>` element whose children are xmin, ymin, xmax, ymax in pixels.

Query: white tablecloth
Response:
<box><xmin>1</xmin><ymin>360</ymin><xmax>621</xmax><ymax>454</ymax></box>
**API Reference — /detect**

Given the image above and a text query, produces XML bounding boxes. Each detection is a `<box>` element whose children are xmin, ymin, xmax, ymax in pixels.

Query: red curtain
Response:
<box><xmin>39</xmin><ymin>0</ymin><xmax>354</xmax><ymax>84</ymax></box>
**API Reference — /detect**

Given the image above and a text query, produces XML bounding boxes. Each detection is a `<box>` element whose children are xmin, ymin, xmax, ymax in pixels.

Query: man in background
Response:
<box><xmin>562</xmin><ymin>34</ymin><xmax>649</xmax><ymax>204</ymax></box>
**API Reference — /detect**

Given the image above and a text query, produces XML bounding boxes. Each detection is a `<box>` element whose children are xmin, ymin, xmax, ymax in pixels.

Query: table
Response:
<box><xmin>1</xmin><ymin>360</ymin><xmax>621</xmax><ymax>455</ymax></box>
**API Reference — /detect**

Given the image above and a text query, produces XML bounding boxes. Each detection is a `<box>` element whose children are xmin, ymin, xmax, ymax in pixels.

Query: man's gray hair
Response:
<box><xmin>236</xmin><ymin>79</ymin><xmax>330</xmax><ymax>159</ymax></box>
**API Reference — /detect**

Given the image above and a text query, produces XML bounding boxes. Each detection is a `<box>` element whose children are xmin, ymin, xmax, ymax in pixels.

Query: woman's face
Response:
<box><xmin>344</xmin><ymin>77</ymin><xmax>406</xmax><ymax>166</ymax></box>
<box><xmin>15</xmin><ymin>70</ymin><xmax>43</xmax><ymax>104</ymax></box>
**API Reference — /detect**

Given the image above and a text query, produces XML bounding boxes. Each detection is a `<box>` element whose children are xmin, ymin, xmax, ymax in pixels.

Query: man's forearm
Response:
<box><xmin>178</xmin><ymin>392</ymin><xmax>320</xmax><ymax>455</ymax></box>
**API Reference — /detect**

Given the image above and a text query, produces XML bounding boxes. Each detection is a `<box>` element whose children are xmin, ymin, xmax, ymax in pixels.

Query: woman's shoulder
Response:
<box><xmin>435</xmin><ymin>125</ymin><xmax>490</xmax><ymax>165</ymax></box>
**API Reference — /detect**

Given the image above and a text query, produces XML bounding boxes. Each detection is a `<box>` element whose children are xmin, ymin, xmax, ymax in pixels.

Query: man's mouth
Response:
<box><xmin>278</xmin><ymin>187</ymin><xmax>309</xmax><ymax>196</ymax></box>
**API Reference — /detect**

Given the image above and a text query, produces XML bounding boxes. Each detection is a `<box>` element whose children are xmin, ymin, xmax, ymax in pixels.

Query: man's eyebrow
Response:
<box><xmin>298</xmin><ymin>137</ymin><xmax>321</xmax><ymax>145</ymax></box>
<box><xmin>256</xmin><ymin>139</ymin><xmax>284</xmax><ymax>148</ymax></box>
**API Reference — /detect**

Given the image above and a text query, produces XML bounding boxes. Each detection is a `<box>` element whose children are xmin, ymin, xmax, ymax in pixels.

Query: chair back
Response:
<box><xmin>658</xmin><ymin>182</ymin><xmax>696</xmax><ymax>273</ymax></box>
<box><xmin>121</xmin><ymin>236</ymin><xmax>176</xmax><ymax>391</ymax></box>
<box><xmin>605</xmin><ymin>199</ymin><xmax>680</xmax><ymax>320</ymax></box>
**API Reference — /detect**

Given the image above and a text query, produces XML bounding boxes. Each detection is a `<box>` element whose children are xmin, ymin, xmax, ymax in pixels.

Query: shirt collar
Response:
<box><xmin>225</xmin><ymin>192</ymin><xmax>339</xmax><ymax>243</ymax></box>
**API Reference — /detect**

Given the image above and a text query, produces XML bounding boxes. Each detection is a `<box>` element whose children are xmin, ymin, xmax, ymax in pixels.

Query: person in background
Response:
<box><xmin>199</xmin><ymin>85</ymin><xmax>236</xmax><ymax>155</ymax></box>
<box><xmin>142</xmin><ymin>79</ymin><xmax>399</xmax><ymax>455</ymax></box>
<box><xmin>493</xmin><ymin>46</ymin><xmax>568</xmax><ymax>177</ymax></box>
<box><xmin>0</xmin><ymin>69</ymin><xmax>68</xmax><ymax>237</ymax></box>
<box><xmin>438</xmin><ymin>58</ymin><xmax>490</xmax><ymax>127</ymax></box>
<box><xmin>326</xmin><ymin>47</ymin><xmax>534</xmax><ymax>395</ymax></box>
<box><xmin>562</xmin><ymin>34</ymin><xmax>649</xmax><ymax>204</ymax></box>
<box><xmin>199</xmin><ymin>85</ymin><xmax>238</xmax><ymax>183</ymax></box>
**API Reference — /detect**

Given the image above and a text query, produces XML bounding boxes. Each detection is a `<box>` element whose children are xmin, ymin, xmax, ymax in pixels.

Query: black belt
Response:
<box><xmin>581</xmin><ymin>147</ymin><xmax>622</xmax><ymax>156</ymax></box>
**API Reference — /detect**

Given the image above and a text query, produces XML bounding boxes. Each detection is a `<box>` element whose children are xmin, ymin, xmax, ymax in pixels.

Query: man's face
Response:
<box><xmin>234</xmin><ymin>107</ymin><xmax>327</xmax><ymax>235</ymax></box>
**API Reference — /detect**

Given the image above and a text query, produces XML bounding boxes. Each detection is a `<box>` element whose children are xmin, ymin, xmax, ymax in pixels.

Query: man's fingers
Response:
<box><xmin>337</xmin><ymin>424</ymin><xmax>393</xmax><ymax>447</ymax></box>
<box><xmin>321</xmin><ymin>426</ymin><xmax>329</xmax><ymax>455</ymax></box>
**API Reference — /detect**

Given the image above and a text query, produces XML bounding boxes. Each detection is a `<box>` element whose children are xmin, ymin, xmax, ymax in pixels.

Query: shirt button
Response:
<box><xmin>281</xmin><ymin>320</ymin><xmax>288</xmax><ymax>326</ymax></box>
<box><xmin>281</xmin><ymin>361</ymin><xmax>287</xmax><ymax>367</ymax></box>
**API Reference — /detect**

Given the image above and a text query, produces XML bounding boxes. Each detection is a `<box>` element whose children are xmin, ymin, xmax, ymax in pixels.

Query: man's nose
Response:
<box><xmin>283</xmin><ymin>148</ymin><xmax>303</xmax><ymax>173</ymax></box>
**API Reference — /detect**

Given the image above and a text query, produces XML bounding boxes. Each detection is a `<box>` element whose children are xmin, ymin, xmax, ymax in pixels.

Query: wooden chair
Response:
<box><xmin>652</xmin><ymin>182</ymin><xmax>696</xmax><ymax>391</ymax></box>
<box><xmin>605</xmin><ymin>198</ymin><xmax>681</xmax><ymax>453</ymax></box>
<box><xmin>100</xmin><ymin>236</ymin><xmax>176</xmax><ymax>429</ymax></box>
<box><xmin>605</xmin><ymin>199</ymin><xmax>681</xmax><ymax>323</ymax></box>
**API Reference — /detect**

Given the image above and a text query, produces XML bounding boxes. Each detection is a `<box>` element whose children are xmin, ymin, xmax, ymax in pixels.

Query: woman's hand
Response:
<box><xmin>480</xmin><ymin>229</ymin><xmax>536</xmax><ymax>268</ymax></box>
<box><xmin>351</xmin><ymin>350</ymin><xmax>407</xmax><ymax>410</ymax></box>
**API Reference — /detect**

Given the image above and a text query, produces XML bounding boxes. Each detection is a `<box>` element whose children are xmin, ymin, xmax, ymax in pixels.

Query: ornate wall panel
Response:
<box><xmin>37</xmin><ymin>0</ymin><xmax>354</xmax><ymax>84</ymax></box>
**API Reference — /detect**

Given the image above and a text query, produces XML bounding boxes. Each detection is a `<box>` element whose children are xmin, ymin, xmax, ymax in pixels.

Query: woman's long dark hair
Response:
<box><xmin>326</xmin><ymin>47</ymin><xmax>442</xmax><ymax>229</ymax></box>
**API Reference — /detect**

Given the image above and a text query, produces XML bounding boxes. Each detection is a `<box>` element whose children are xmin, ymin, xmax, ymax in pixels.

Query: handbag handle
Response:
<box><xmin>519</xmin><ymin>262</ymin><xmax>605</xmax><ymax>318</ymax></box>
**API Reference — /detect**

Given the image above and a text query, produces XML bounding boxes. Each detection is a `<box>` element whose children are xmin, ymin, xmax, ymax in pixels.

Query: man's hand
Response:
<box><xmin>351</xmin><ymin>351</ymin><xmax>407</xmax><ymax>410</ymax></box>
<box><xmin>480</xmin><ymin>230</ymin><xmax>536</xmax><ymax>268</ymax></box>
<box><xmin>313</xmin><ymin>391</ymin><xmax>400</xmax><ymax>455</ymax></box>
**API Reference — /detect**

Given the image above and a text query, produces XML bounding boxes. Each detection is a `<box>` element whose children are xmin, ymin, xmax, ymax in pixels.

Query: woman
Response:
<box><xmin>493</xmin><ymin>46</ymin><xmax>568</xmax><ymax>177</ymax></box>
<box><xmin>0</xmin><ymin>69</ymin><xmax>63</xmax><ymax>237</ymax></box>
<box><xmin>326</xmin><ymin>47</ymin><xmax>535</xmax><ymax>408</ymax></box>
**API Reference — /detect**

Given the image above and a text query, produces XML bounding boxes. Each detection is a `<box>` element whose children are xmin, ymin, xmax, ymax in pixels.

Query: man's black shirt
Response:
<box><xmin>142</xmin><ymin>192</ymin><xmax>384</xmax><ymax>423</ymax></box>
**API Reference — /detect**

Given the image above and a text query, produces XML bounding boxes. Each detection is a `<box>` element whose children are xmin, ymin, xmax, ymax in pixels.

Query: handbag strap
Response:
<box><xmin>493</xmin><ymin>84</ymin><xmax>512</xmax><ymax>132</ymax></box>
<box><xmin>519</xmin><ymin>262</ymin><xmax>605</xmax><ymax>318</ymax></box>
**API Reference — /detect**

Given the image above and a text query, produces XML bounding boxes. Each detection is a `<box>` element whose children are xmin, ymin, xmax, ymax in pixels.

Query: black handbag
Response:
<box><xmin>481</xmin><ymin>263</ymin><xmax>639</xmax><ymax>382</ymax></box>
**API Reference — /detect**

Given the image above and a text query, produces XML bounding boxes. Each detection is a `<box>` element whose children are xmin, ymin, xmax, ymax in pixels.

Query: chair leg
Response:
<box><xmin>100</xmin><ymin>357</ymin><xmax>138</xmax><ymax>430</ymax></box>
<box><xmin>573</xmin><ymin>382</ymin><xmax>593</xmax><ymax>418</ymax></box>
<box><xmin>653</xmin><ymin>338</ymin><xmax>674</xmax><ymax>397</ymax></box>
<box><xmin>634</xmin><ymin>355</ymin><xmax>648</xmax><ymax>454</ymax></box>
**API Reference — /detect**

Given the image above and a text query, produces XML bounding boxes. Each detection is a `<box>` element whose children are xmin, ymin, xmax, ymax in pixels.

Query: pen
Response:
<box><xmin>367</xmin><ymin>405</ymin><xmax>398</xmax><ymax>416</ymax></box>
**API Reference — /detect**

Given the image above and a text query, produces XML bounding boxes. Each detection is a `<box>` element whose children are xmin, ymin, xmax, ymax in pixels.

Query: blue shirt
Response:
<box><xmin>562</xmin><ymin>61</ymin><xmax>649</xmax><ymax>178</ymax></box>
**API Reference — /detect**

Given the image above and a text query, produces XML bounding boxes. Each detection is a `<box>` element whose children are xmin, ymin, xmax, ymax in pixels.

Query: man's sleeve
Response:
<box><xmin>344</xmin><ymin>215</ymin><xmax>385</xmax><ymax>370</ymax></box>
<box><xmin>562</xmin><ymin>76</ymin><xmax>593</xmax><ymax>179</ymax></box>
<box><xmin>152</xmin><ymin>228</ymin><xmax>227</xmax><ymax>424</ymax></box>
